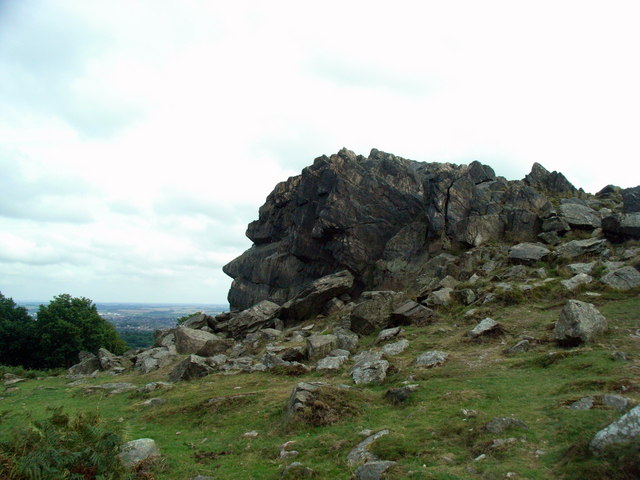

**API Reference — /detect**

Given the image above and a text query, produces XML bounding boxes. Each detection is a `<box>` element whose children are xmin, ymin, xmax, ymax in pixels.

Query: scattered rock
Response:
<box><xmin>601</xmin><ymin>266</ymin><xmax>640</xmax><ymax>290</ymax></box>
<box><xmin>347</xmin><ymin>430</ymin><xmax>390</xmax><ymax>466</ymax></box>
<box><xmin>281</xmin><ymin>462</ymin><xmax>316</xmax><ymax>478</ymax></box>
<box><xmin>334</xmin><ymin>328</ymin><xmax>359</xmax><ymax>353</ymax></box>
<box><xmin>133</xmin><ymin>346</ymin><xmax>177</xmax><ymax>374</ymax></box>
<box><xmin>137</xmin><ymin>382</ymin><xmax>174</xmax><ymax>394</ymax></box>
<box><xmin>381</xmin><ymin>339</ymin><xmax>410</xmax><ymax>356</ymax></box>
<box><xmin>415</xmin><ymin>350</ymin><xmax>448</xmax><ymax>368</ymax></box>
<box><xmin>351</xmin><ymin>360</ymin><xmax>390</xmax><ymax>385</ymax></box>
<box><xmin>355</xmin><ymin>460</ymin><xmax>397</xmax><ymax>480</ymax></box>
<box><xmin>374</xmin><ymin>327</ymin><xmax>403</xmax><ymax>345</ymax></box>
<box><xmin>168</xmin><ymin>355</ymin><xmax>215</xmax><ymax>382</ymax></box>
<box><xmin>349</xmin><ymin>292</ymin><xmax>404</xmax><ymax>335</ymax></box>
<box><xmin>559</xmin><ymin>203</ymin><xmax>601</xmax><ymax>229</ymax></box>
<box><xmin>424</xmin><ymin>287</ymin><xmax>453</xmax><ymax>307</ymax></box>
<box><xmin>141</xmin><ymin>398</ymin><xmax>167</xmax><ymax>407</ymax></box>
<box><xmin>352</xmin><ymin>350</ymin><xmax>384</xmax><ymax>368</ymax></box>
<box><xmin>174</xmin><ymin>326</ymin><xmax>220</xmax><ymax>355</ymax></box>
<box><xmin>568</xmin><ymin>262</ymin><xmax>596</xmax><ymax>275</ymax></box>
<box><xmin>555</xmin><ymin>238</ymin><xmax>607</xmax><ymax>259</ymax></box>
<box><xmin>568</xmin><ymin>396</ymin><xmax>594</xmax><ymax>410</ymax></box>
<box><xmin>243</xmin><ymin>430</ymin><xmax>259</xmax><ymax>438</ymax></box>
<box><xmin>68</xmin><ymin>352</ymin><xmax>101</xmax><ymax>376</ymax></box>
<box><xmin>560</xmin><ymin>273</ymin><xmax>593</xmax><ymax>291</ymax></box>
<box><xmin>83</xmin><ymin>383</ymin><xmax>136</xmax><ymax>395</ymax></box>
<box><xmin>504</xmin><ymin>339</ymin><xmax>532</xmax><ymax>355</ymax></box>
<box><xmin>555</xmin><ymin>300</ymin><xmax>607</xmax><ymax>346</ymax></box>
<box><xmin>601</xmin><ymin>394</ymin><xmax>633</xmax><ymax>412</ymax></box>
<box><xmin>225</xmin><ymin>300</ymin><xmax>281</xmax><ymax>339</ymax></box>
<box><xmin>390</xmin><ymin>301</ymin><xmax>435</xmax><ymax>326</ymax></box>
<box><xmin>485</xmin><ymin>417</ymin><xmax>528</xmax><ymax>434</ymax></box>
<box><xmin>469</xmin><ymin>318</ymin><xmax>502</xmax><ymax>338</ymax></box>
<box><xmin>384</xmin><ymin>384</ymin><xmax>419</xmax><ymax>404</ymax></box>
<box><xmin>590</xmin><ymin>405</ymin><xmax>640</xmax><ymax>453</ymax></box>
<box><xmin>306</xmin><ymin>334</ymin><xmax>338</xmax><ymax>361</ymax></box>
<box><xmin>508</xmin><ymin>243</ymin><xmax>550</xmax><ymax>264</ymax></box>
<box><xmin>117</xmin><ymin>438</ymin><xmax>160</xmax><ymax>468</ymax></box>
<box><xmin>316</xmin><ymin>355</ymin><xmax>348</xmax><ymax>371</ymax></box>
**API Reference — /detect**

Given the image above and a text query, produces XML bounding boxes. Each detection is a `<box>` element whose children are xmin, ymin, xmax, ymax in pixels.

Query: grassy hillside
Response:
<box><xmin>1</xmin><ymin>293</ymin><xmax>638</xmax><ymax>479</ymax></box>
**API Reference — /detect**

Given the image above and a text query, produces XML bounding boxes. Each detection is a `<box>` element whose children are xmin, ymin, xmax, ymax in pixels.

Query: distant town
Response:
<box><xmin>18</xmin><ymin>301</ymin><xmax>229</xmax><ymax>349</ymax></box>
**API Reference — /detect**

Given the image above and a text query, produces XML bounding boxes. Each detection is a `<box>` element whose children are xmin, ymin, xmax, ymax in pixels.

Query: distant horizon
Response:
<box><xmin>15</xmin><ymin>299</ymin><xmax>230</xmax><ymax>307</ymax></box>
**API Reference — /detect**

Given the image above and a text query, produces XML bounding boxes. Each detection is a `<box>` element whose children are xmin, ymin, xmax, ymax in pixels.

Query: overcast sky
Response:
<box><xmin>1</xmin><ymin>1</ymin><xmax>639</xmax><ymax>304</ymax></box>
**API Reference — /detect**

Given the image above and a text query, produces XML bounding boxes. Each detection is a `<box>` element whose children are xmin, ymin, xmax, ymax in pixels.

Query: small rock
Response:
<box><xmin>485</xmin><ymin>417</ymin><xmax>528</xmax><ymax>434</ymax></box>
<box><xmin>384</xmin><ymin>384</ymin><xmax>419</xmax><ymax>404</ymax></box>
<box><xmin>555</xmin><ymin>299</ymin><xmax>607</xmax><ymax>346</ymax></box>
<box><xmin>611</xmin><ymin>351</ymin><xmax>628</xmax><ymax>362</ymax></box>
<box><xmin>141</xmin><ymin>398</ymin><xmax>167</xmax><ymax>407</ymax></box>
<box><xmin>504</xmin><ymin>339</ymin><xmax>531</xmax><ymax>355</ymax></box>
<box><xmin>355</xmin><ymin>460</ymin><xmax>396</xmax><ymax>480</ymax></box>
<box><xmin>306</xmin><ymin>334</ymin><xmax>338</xmax><ymax>361</ymax></box>
<box><xmin>560</xmin><ymin>273</ymin><xmax>593</xmax><ymax>291</ymax></box>
<box><xmin>316</xmin><ymin>355</ymin><xmax>348</xmax><ymax>371</ymax></box>
<box><xmin>381</xmin><ymin>339</ymin><xmax>409</xmax><ymax>356</ymax></box>
<box><xmin>117</xmin><ymin>438</ymin><xmax>160</xmax><ymax>468</ymax></box>
<box><xmin>508</xmin><ymin>243</ymin><xmax>550</xmax><ymax>264</ymax></box>
<box><xmin>601</xmin><ymin>266</ymin><xmax>640</xmax><ymax>290</ymax></box>
<box><xmin>281</xmin><ymin>462</ymin><xmax>315</xmax><ymax>478</ymax></box>
<box><xmin>590</xmin><ymin>405</ymin><xmax>640</xmax><ymax>452</ymax></box>
<box><xmin>567</xmin><ymin>396</ymin><xmax>594</xmax><ymax>410</ymax></box>
<box><xmin>374</xmin><ymin>327</ymin><xmax>403</xmax><ymax>345</ymax></box>
<box><xmin>243</xmin><ymin>430</ymin><xmax>259</xmax><ymax>438</ymax></box>
<box><xmin>351</xmin><ymin>361</ymin><xmax>390</xmax><ymax>385</ymax></box>
<box><xmin>415</xmin><ymin>350</ymin><xmax>448</xmax><ymax>368</ymax></box>
<box><xmin>601</xmin><ymin>394</ymin><xmax>632</xmax><ymax>412</ymax></box>
<box><xmin>347</xmin><ymin>430</ymin><xmax>390</xmax><ymax>466</ymax></box>
<box><xmin>469</xmin><ymin>318</ymin><xmax>502</xmax><ymax>338</ymax></box>
<box><xmin>568</xmin><ymin>262</ymin><xmax>596</xmax><ymax>275</ymax></box>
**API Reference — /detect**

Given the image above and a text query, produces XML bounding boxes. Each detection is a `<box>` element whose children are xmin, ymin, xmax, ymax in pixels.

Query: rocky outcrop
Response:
<box><xmin>224</xmin><ymin>149</ymin><xmax>555</xmax><ymax>311</ymax></box>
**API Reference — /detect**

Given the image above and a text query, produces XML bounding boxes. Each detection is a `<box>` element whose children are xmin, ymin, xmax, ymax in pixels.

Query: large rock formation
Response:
<box><xmin>223</xmin><ymin>148</ymin><xmax>561</xmax><ymax>311</ymax></box>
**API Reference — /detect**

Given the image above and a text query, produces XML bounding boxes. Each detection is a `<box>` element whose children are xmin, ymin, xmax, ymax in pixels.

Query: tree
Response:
<box><xmin>0</xmin><ymin>292</ymin><xmax>37</xmax><ymax>368</ymax></box>
<box><xmin>36</xmin><ymin>294</ymin><xmax>127</xmax><ymax>368</ymax></box>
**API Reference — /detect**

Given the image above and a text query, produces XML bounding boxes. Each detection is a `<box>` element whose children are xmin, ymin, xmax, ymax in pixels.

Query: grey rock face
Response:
<box><xmin>117</xmin><ymin>438</ymin><xmax>160</xmax><ymax>468</ymax></box>
<box><xmin>524</xmin><ymin>162</ymin><xmax>577</xmax><ymax>194</ymax></box>
<box><xmin>555</xmin><ymin>300</ymin><xmax>607</xmax><ymax>346</ymax></box>
<box><xmin>224</xmin><ymin>149</ymin><xmax>552</xmax><ymax>311</ymax></box>
<box><xmin>602</xmin><ymin>213</ymin><xmax>640</xmax><ymax>241</ymax></box>
<box><xmin>416</xmin><ymin>350</ymin><xmax>448</xmax><ymax>368</ymax></box>
<box><xmin>601</xmin><ymin>266</ymin><xmax>640</xmax><ymax>290</ymax></box>
<box><xmin>508</xmin><ymin>243</ymin><xmax>550</xmax><ymax>264</ymax></box>
<box><xmin>559</xmin><ymin>202</ymin><xmax>601</xmax><ymax>229</ymax></box>
<box><xmin>590</xmin><ymin>405</ymin><xmax>640</xmax><ymax>452</ymax></box>
<box><xmin>279</xmin><ymin>270</ymin><xmax>354</xmax><ymax>324</ymax></box>
<box><xmin>351</xmin><ymin>360</ymin><xmax>390</xmax><ymax>385</ymax></box>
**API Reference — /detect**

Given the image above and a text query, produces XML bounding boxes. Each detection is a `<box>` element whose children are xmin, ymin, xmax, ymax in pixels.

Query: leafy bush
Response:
<box><xmin>0</xmin><ymin>408</ymin><xmax>132</xmax><ymax>480</ymax></box>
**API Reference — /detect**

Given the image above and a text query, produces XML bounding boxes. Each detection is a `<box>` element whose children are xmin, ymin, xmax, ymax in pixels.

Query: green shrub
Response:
<box><xmin>0</xmin><ymin>408</ymin><xmax>132</xmax><ymax>480</ymax></box>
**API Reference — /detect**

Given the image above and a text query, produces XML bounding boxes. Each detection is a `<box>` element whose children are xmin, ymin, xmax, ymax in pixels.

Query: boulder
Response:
<box><xmin>601</xmin><ymin>266</ymin><xmax>640</xmax><ymax>290</ymax></box>
<box><xmin>351</xmin><ymin>360</ymin><xmax>389</xmax><ymax>385</ymax></box>
<box><xmin>355</xmin><ymin>461</ymin><xmax>397</xmax><ymax>480</ymax></box>
<box><xmin>316</xmin><ymin>355</ymin><xmax>348</xmax><ymax>371</ymax></box>
<box><xmin>508</xmin><ymin>243</ymin><xmax>550</xmax><ymax>264</ymax></box>
<box><xmin>384</xmin><ymin>384</ymin><xmax>419</xmax><ymax>404</ymax></box>
<box><xmin>279</xmin><ymin>270</ymin><xmax>354</xmax><ymax>324</ymax></box>
<box><xmin>559</xmin><ymin>202</ymin><xmax>601</xmax><ymax>229</ymax></box>
<box><xmin>197</xmin><ymin>337</ymin><xmax>235</xmax><ymax>356</ymax></box>
<box><xmin>602</xmin><ymin>213</ymin><xmax>640</xmax><ymax>241</ymax></box>
<box><xmin>347</xmin><ymin>429</ymin><xmax>390</xmax><ymax>466</ymax></box>
<box><xmin>416</xmin><ymin>350</ymin><xmax>448</xmax><ymax>368</ymax></box>
<box><xmin>560</xmin><ymin>273</ymin><xmax>593</xmax><ymax>291</ymax></box>
<box><xmin>504</xmin><ymin>339</ymin><xmax>532</xmax><ymax>355</ymax></box>
<box><xmin>168</xmin><ymin>355</ymin><xmax>214</xmax><ymax>382</ymax></box>
<box><xmin>390</xmin><ymin>301</ymin><xmax>435</xmax><ymax>326</ymax></box>
<box><xmin>374</xmin><ymin>327</ymin><xmax>402</xmax><ymax>345</ymax></box>
<box><xmin>349</xmin><ymin>291</ymin><xmax>404</xmax><ymax>335</ymax></box>
<box><xmin>225</xmin><ymin>300</ymin><xmax>280</xmax><ymax>339</ymax></box>
<box><xmin>524</xmin><ymin>162</ymin><xmax>577</xmax><ymax>194</ymax></box>
<box><xmin>180</xmin><ymin>312</ymin><xmax>213</xmax><ymax>330</ymax></box>
<box><xmin>174</xmin><ymin>326</ymin><xmax>220</xmax><ymax>355</ymax></box>
<box><xmin>485</xmin><ymin>417</ymin><xmax>528</xmax><ymax>434</ymax></box>
<box><xmin>117</xmin><ymin>438</ymin><xmax>160</xmax><ymax>468</ymax></box>
<box><xmin>590</xmin><ymin>405</ymin><xmax>640</xmax><ymax>453</ymax></box>
<box><xmin>555</xmin><ymin>300</ymin><xmax>607</xmax><ymax>346</ymax></box>
<box><xmin>555</xmin><ymin>238</ymin><xmax>607</xmax><ymax>259</ymax></box>
<box><xmin>334</xmin><ymin>328</ymin><xmax>359</xmax><ymax>353</ymax></box>
<box><xmin>68</xmin><ymin>352</ymin><xmax>100</xmax><ymax>376</ymax></box>
<box><xmin>567</xmin><ymin>262</ymin><xmax>595</xmax><ymax>275</ymax></box>
<box><xmin>381</xmin><ymin>339</ymin><xmax>410</xmax><ymax>356</ymax></box>
<box><xmin>424</xmin><ymin>288</ymin><xmax>453</xmax><ymax>307</ymax></box>
<box><xmin>469</xmin><ymin>318</ymin><xmax>502</xmax><ymax>338</ymax></box>
<box><xmin>154</xmin><ymin>329</ymin><xmax>175</xmax><ymax>347</ymax></box>
<box><xmin>352</xmin><ymin>350</ymin><xmax>384</xmax><ymax>368</ymax></box>
<box><xmin>306</xmin><ymin>334</ymin><xmax>338</xmax><ymax>361</ymax></box>
<box><xmin>133</xmin><ymin>346</ymin><xmax>177</xmax><ymax>374</ymax></box>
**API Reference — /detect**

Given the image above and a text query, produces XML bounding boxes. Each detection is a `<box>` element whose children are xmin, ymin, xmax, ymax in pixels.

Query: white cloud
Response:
<box><xmin>1</xmin><ymin>0</ymin><xmax>639</xmax><ymax>303</ymax></box>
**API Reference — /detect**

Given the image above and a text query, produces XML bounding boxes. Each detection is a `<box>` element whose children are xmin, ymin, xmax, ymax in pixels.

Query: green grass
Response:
<box><xmin>1</xmin><ymin>295</ymin><xmax>638</xmax><ymax>479</ymax></box>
